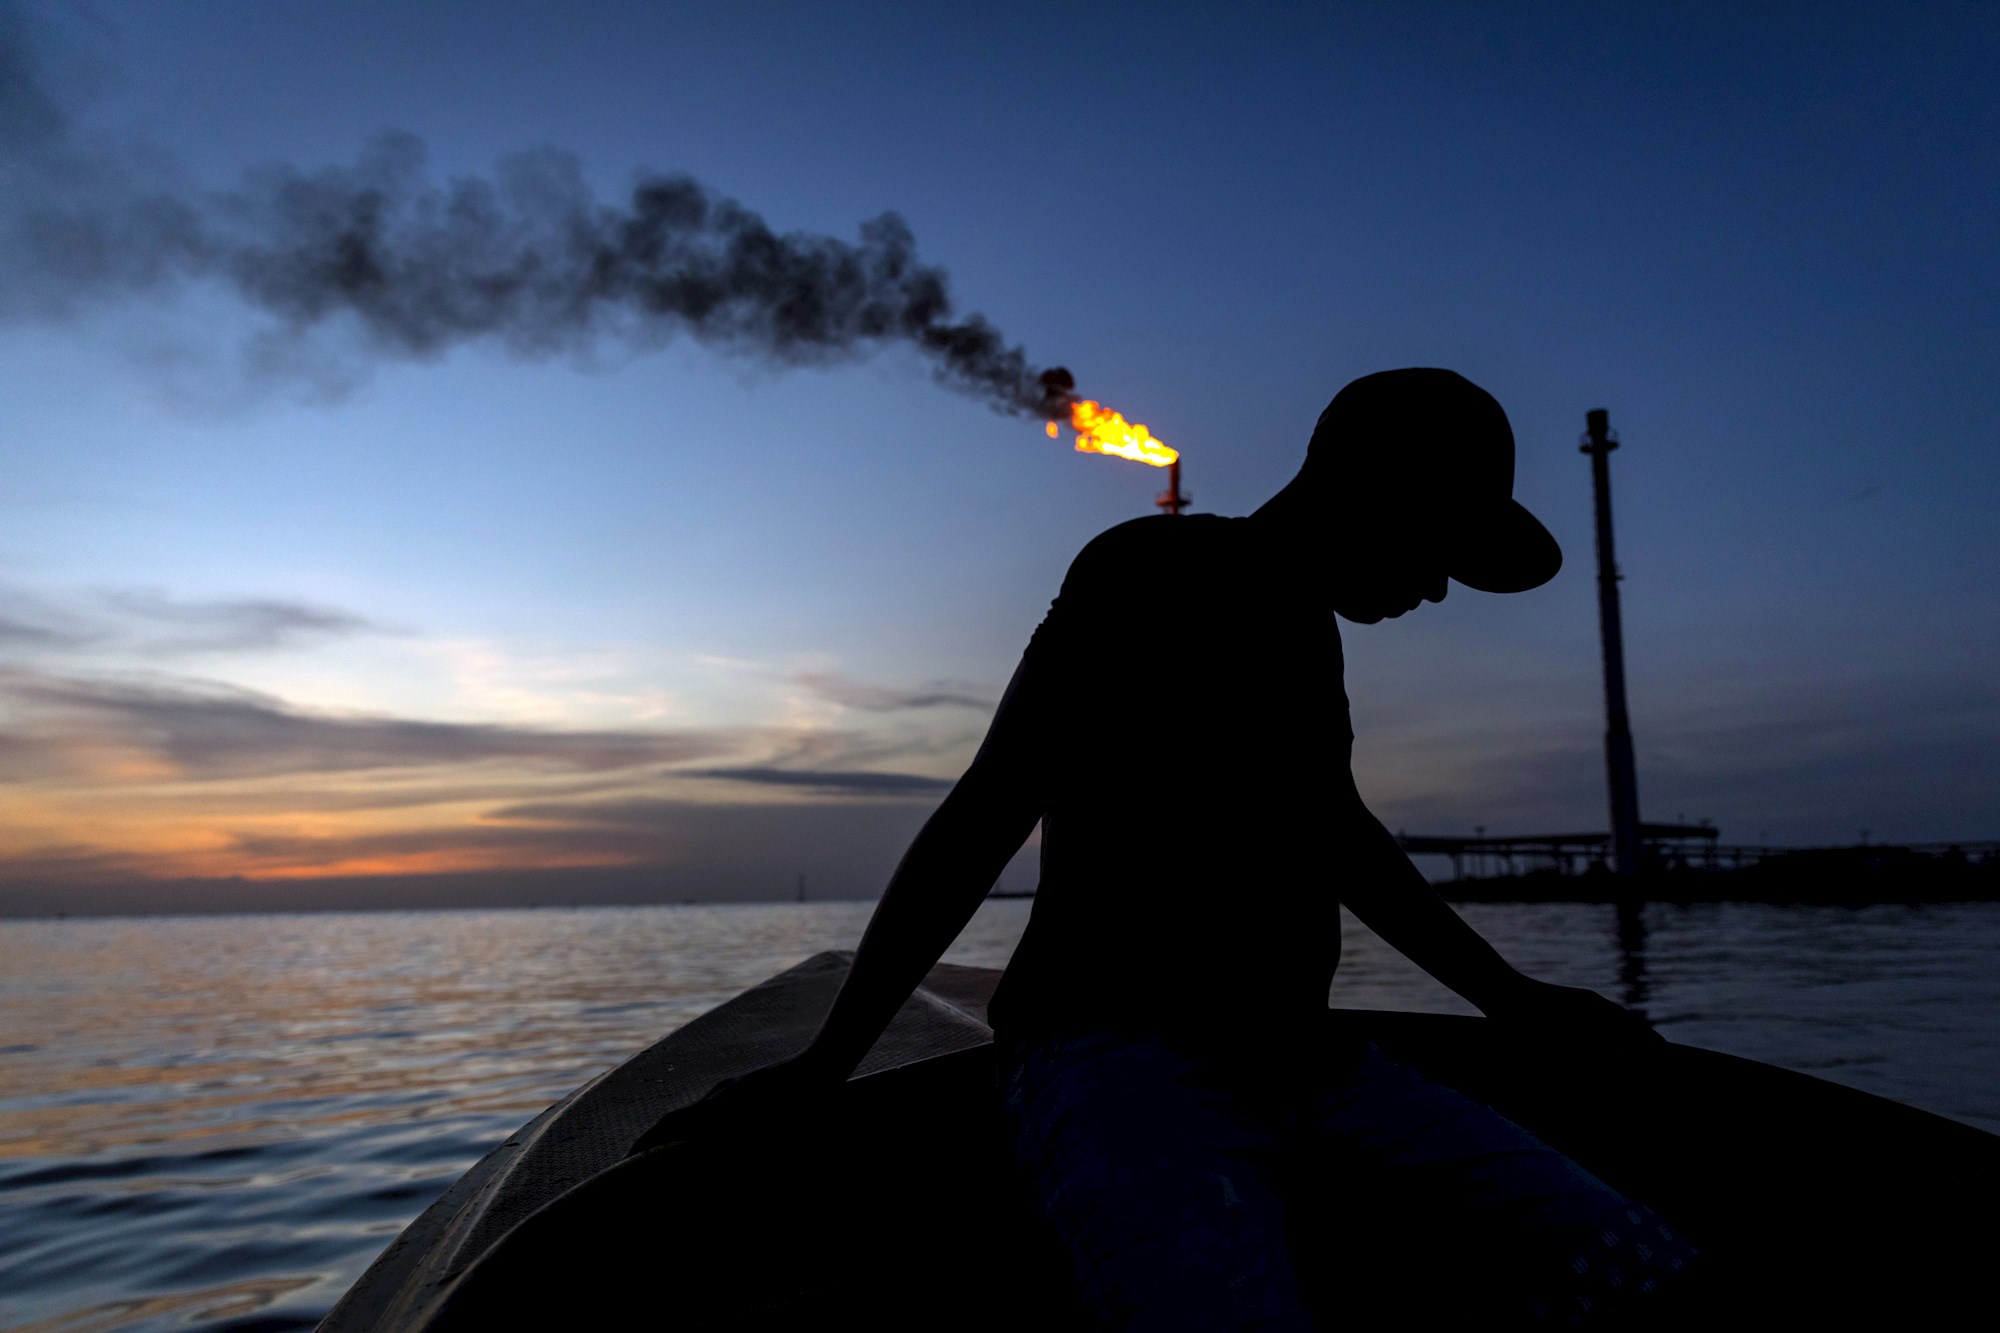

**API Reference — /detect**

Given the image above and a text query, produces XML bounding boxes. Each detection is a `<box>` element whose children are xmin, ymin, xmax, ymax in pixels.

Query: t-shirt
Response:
<box><xmin>986</xmin><ymin>514</ymin><xmax>1358</xmax><ymax>1039</ymax></box>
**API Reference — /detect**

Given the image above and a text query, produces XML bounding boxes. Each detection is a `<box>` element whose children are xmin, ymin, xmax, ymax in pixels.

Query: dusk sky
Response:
<box><xmin>2</xmin><ymin>1</ymin><xmax>1994</xmax><ymax>914</ymax></box>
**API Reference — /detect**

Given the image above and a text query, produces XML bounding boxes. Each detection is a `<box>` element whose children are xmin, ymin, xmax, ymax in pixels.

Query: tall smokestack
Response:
<box><xmin>1582</xmin><ymin>408</ymin><xmax>1642</xmax><ymax>878</ymax></box>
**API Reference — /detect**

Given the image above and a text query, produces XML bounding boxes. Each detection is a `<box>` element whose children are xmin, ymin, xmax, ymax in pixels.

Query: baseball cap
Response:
<box><xmin>1306</xmin><ymin>368</ymin><xmax>1562</xmax><ymax>594</ymax></box>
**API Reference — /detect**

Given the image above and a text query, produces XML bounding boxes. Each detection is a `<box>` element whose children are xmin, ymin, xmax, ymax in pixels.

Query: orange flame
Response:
<box><xmin>1047</xmin><ymin>400</ymin><xmax>1177</xmax><ymax>468</ymax></box>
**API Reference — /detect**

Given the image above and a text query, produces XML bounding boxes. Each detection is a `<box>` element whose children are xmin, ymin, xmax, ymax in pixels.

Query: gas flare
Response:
<box><xmin>1049</xmin><ymin>400</ymin><xmax>1177</xmax><ymax>468</ymax></box>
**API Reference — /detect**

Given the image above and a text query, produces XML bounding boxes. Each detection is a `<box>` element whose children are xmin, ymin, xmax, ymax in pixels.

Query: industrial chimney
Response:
<box><xmin>1582</xmin><ymin>409</ymin><xmax>1643</xmax><ymax>877</ymax></box>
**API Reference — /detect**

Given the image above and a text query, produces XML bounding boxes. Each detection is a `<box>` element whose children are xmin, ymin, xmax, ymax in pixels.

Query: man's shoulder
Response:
<box><xmin>1067</xmin><ymin>514</ymin><xmax>1242</xmax><ymax>583</ymax></box>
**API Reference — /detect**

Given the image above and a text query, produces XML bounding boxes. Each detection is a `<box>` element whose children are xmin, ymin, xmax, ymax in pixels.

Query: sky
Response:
<box><xmin>1</xmin><ymin>1</ymin><xmax>1994</xmax><ymax>914</ymax></box>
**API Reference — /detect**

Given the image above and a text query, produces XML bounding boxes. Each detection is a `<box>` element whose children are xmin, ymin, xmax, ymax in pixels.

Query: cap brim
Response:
<box><xmin>1445</xmin><ymin>499</ymin><xmax>1562</xmax><ymax>594</ymax></box>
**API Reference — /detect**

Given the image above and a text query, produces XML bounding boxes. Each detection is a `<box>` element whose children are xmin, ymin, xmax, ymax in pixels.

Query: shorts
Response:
<box><xmin>995</xmin><ymin>1025</ymin><xmax>1701</xmax><ymax>1329</ymax></box>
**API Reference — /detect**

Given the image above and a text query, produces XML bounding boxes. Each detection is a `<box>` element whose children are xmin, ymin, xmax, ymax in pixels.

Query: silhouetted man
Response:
<box><xmin>682</xmin><ymin>370</ymin><xmax>1699</xmax><ymax>1326</ymax></box>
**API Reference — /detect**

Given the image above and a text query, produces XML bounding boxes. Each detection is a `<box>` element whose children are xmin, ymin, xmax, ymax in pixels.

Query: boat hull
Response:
<box><xmin>321</xmin><ymin>951</ymin><xmax>1999</xmax><ymax>1329</ymax></box>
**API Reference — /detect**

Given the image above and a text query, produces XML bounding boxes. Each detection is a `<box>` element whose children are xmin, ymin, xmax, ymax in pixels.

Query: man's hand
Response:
<box><xmin>1478</xmin><ymin>975</ymin><xmax>1664</xmax><ymax>1055</ymax></box>
<box><xmin>627</xmin><ymin>1047</ymin><xmax>847</xmax><ymax>1157</ymax></box>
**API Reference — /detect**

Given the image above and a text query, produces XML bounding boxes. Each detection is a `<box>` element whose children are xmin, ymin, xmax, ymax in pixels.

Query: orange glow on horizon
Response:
<box><xmin>0</xmin><ymin>786</ymin><xmax>649</xmax><ymax>885</ymax></box>
<box><xmin>246</xmin><ymin>849</ymin><xmax>637</xmax><ymax>881</ymax></box>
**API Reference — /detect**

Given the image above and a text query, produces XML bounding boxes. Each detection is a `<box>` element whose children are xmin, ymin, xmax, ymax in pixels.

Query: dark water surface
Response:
<box><xmin>2</xmin><ymin>900</ymin><xmax>1996</xmax><ymax>1331</ymax></box>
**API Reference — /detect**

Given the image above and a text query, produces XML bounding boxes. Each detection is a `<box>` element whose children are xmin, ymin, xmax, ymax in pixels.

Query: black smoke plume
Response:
<box><xmin>0</xmin><ymin>9</ymin><xmax>1076</xmax><ymax>417</ymax></box>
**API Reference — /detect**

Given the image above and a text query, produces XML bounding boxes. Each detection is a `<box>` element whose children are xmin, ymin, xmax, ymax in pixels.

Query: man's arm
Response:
<box><xmin>629</xmin><ymin>658</ymin><xmax>1044</xmax><ymax>1153</ymax></box>
<box><xmin>1334</xmin><ymin>783</ymin><xmax>1658</xmax><ymax>1043</ymax></box>
<box><xmin>791</xmin><ymin>655</ymin><xmax>1046</xmax><ymax>1078</ymax></box>
<box><xmin>1334</xmin><ymin>801</ymin><xmax>1533</xmax><ymax>1013</ymax></box>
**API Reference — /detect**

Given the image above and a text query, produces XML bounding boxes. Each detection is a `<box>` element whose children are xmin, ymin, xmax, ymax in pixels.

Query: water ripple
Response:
<box><xmin>2</xmin><ymin>900</ymin><xmax>1995</xmax><ymax>1331</ymax></box>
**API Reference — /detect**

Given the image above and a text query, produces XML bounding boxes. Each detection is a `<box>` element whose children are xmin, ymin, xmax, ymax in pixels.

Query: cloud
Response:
<box><xmin>475</xmin><ymin>794</ymin><xmax>950</xmax><ymax>879</ymax></box>
<box><xmin>1367</xmin><ymin>668</ymin><xmax>1999</xmax><ymax>847</ymax></box>
<box><xmin>1629</xmin><ymin>674</ymin><xmax>1999</xmax><ymax>844</ymax></box>
<box><xmin>100</xmin><ymin>589</ymin><xmax>387</xmax><ymax>652</ymax></box>
<box><xmin>0</xmin><ymin>841</ymin><xmax>147</xmax><ymax>888</ymax></box>
<box><xmin>0</xmin><ymin>587</ymin><xmax>105</xmax><ymax>651</ymax></box>
<box><xmin>0</xmin><ymin>655</ymin><xmax>999</xmax><ymax>903</ymax></box>
<box><xmin>0</xmin><ymin>668</ymin><xmax>732</xmax><ymax>781</ymax></box>
<box><xmin>795</xmin><ymin>670</ymin><xmax>990</xmax><ymax>712</ymax></box>
<box><xmin>49</xmin><ymin>770</ymin><xmax>652</xmax><ymax>820</ymax></box>
<box><xmin>630</xmin><ymin>766</ymin><xmax>950</xmax><ymax>797</ymax></box>
<box><xmin>474</xmin><ymin>795</ymin><xmax>960</xmax><ymax>895</ymax></box>
<box><xmin>0</xmin><ymin>613</ymin><xmax>97</xmax><ymax>650</ymax></box>
<box><xmin>744</xmin><ymin>717</ymin><xmax>979</xmax><ymax>776</ymax></box>
<box><xmin>0</xmin><ymin>581</ymin><xmax>389</xmax><ymax>657</ymax></box>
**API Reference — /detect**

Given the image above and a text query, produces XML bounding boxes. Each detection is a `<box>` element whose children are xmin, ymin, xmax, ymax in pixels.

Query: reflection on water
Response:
<box><xmin>4</xmin><ymin>1278</ymin><xmax>319</xmax><ymax>1333</ymax></box>
<box><xmin>1616</xmin><ymin>900</ymin><xmax>1649</xmax><ymax>1011</ymax></box>
<box><xmin>1</xmin><ymin>900</ymin><xmax>1996</xmax><ymax>1331</ymax></box>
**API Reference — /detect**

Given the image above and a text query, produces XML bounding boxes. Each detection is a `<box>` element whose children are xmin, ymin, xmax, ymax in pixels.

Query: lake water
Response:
<box><xmin>3</xmin><ymin>899</ymin><xmax>1997</xmax><ymax>1331</ymax></box>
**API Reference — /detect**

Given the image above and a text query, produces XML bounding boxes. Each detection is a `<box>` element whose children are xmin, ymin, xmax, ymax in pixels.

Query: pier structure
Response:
<box><xmin>1394</xmin><ymin>829</ymin><xmax>2000</xmax><ymax>901</ymax></box>
<box><xmin>1397</xmin><ymin>822</ymin><xmax>1720</xmax><ymax>880</ymax></box>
